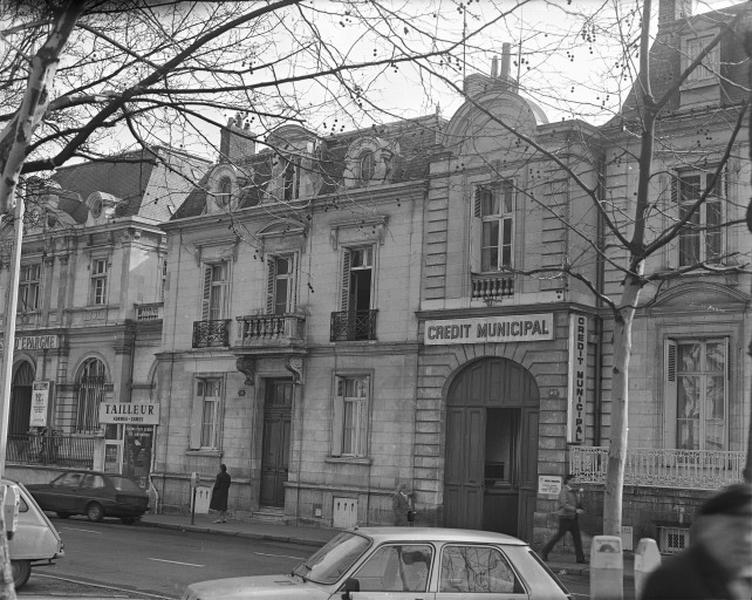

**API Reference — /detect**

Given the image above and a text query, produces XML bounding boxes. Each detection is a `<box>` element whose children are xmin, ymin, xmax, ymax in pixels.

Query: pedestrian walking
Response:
<box><xmin>540</xmin><ymin>474</ymin><xmax>586</xmax><ymax>563</ymax></box>
<box><xmin>392</xmin><ymin>483</ymin><xmax>415</xmax><ymax>526</ymax></box>
<box><xmin>641</xmin><ymin>483</ymin><xmax>752</xmax><ymax>600</ymax></box>
<box><xmin>209</xmin><ymin>464</ymin><xmax>231</xmax><ymax>523</ymax></box>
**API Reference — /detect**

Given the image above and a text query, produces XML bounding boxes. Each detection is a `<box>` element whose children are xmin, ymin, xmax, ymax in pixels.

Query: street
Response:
<box><xmin>28</xmin><ymin>517</ymin><xmax>310</xmax><ymax>598</ymax></box>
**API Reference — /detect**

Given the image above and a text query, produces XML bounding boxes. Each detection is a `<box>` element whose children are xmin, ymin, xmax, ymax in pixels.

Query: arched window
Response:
<box><xmin>216</xmin><ymin>176</ymin><xmax>232</xmax><ymax>208</ymax></box>
<box><xmin>359</xmin><ymin>150</ymin><xmax>375</xmax><ymax>183</ymax></box>
<box><xmin>76</xmin><ymin>358</ymin><xmax>106</xmax><ymax>432</ymax></box>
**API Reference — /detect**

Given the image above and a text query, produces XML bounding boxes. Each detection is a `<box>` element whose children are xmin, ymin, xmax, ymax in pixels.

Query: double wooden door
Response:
<box><xmin>443</xmin><ymin>358</ymin><xmax>539</xmax><ymax>541</ymax></box>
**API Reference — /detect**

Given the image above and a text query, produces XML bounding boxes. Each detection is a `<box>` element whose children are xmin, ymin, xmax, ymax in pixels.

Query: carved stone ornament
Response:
<box><xmin>286</xmin><ymin>357</ymin><xmax>303</xmax><ymax>384</ymax></box>
<box><xmin>236</xmin><ymin>356</ymin><xmax>256</xmax><ymax>386</ymax></box>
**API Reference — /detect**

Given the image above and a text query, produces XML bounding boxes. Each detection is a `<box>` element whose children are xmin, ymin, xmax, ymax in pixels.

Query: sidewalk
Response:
<box><xmin>137</xmin><ymin>510</ymin><xmax>338</xmax><ymax>547</ymax></box>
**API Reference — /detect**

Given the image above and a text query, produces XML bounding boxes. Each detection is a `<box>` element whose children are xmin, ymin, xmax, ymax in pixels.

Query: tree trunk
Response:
<box><xmin>603</xmin><ymin>275</ymin><xmax>641</xmax><ymax>536</ymax></box>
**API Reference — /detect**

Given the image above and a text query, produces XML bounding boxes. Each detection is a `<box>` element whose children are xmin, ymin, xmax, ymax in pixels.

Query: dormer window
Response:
<box><xmin>282</xmin><ymin>157</ymin><xmax>300</xmax><ymax>201</ymax></box>
<box><xmin>216</xmin><ymin>176</ymin><xmax>232</xmax><ymax>208</ymax></box>
<box><xmin>682</xmin><ymin>36</ymin><xmax>719</xmax><ymax>88</ymax></box>
<box><xmin>359</xmin><ymin>151</ymin><xmax>375</xmax><ymax>182</ymax></box>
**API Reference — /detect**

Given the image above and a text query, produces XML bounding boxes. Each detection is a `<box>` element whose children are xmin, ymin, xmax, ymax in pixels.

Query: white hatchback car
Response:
<box><xmin>4</xmin><ymin>479</ymin><xmax>65</xmax><ymax>589</ymax></box>
<box><xmin>182</xmin><ymin>527</ymin><xmax>572</xmax><ymax>600</ymax></box>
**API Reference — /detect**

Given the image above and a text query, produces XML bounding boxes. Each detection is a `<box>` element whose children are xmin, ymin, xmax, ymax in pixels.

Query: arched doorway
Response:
<box><xmin>10</xmin><ymin>362</ymin><xmax>35</xmax><ymax>436</ymax></box>
<box><xmin>443</xmin><ymin>357</ymin><xmax>539</xmax><ymax>541</ymax></box>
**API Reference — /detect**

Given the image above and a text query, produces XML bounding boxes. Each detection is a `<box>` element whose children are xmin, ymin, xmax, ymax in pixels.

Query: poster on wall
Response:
<box><xmin>29</xmin><ymin>380</ymin><xmax>51</xmax><ymax>427</ymax></box>
<box><xmin>123</xmin><ymin>425</ymin><xmax>153</xmax><ymax>489</ymax></box>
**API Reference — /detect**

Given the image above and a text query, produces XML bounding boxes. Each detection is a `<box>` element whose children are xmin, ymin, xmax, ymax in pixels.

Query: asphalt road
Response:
<box><xmin>27</xmin><ymin>516</ymin><xmax>311</xmax><ymax>599</ymax></box>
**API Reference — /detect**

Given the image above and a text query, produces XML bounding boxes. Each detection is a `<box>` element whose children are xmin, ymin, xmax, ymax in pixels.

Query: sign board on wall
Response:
<box><xmin>538</xmin><ymin>475</ymin><xmax>562</xmax><ymax>498</ymax></box>
<box><xmin>0</xmin><ymin>334</ymin><xmax>59</xmax><ymax>352</ymax></box>
<box><xmin>567</xmin><ymin>313</ymin><xmax>588</xmax><ymax>444</ymax></box>
<box><xmin>424</xmin><ymin>314</ymin><xmax>554</xmax><ymax>345</ymax></box>
<box><xmin>29</xmin><ymin>380</ymin><xmax>51</xmax><ymax>427</ymax></box>
<box><xmin>99</xmin><ymin>402</ymin><xmax>160</xmax><ymax>425</ymax></box>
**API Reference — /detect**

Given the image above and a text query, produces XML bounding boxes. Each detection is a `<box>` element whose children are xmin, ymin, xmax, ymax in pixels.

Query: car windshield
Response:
<box><xmin>109</xmin><ymin>477</ymin><xmax>142</xmax><ymax>492</ymax></box>
<box><xmin>293</xmin><ymin>531</ymin><xmax>371</xmax><ymax>585</ymax></box>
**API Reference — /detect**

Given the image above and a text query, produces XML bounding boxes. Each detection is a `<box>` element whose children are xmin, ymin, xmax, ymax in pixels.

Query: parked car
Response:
<box><xmin>26</xmin><ymin>470</ymin><xmax>148</xmax><ymax>524</ymax></box>
<box><xmin>4</xmin><ymin>479</ymin><xmax>65</xmax><ymax>589</ymax></box>
<box><xmin>182</xmin><ymin>526</ymin><xmax>573</xmax><ymax>600</ymax></box>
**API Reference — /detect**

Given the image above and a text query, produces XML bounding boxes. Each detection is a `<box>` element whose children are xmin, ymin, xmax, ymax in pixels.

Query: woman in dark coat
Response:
<box><xmin>210</xmin><ymin>464</ymin><xmax>231</xmax><ymax>523</ymax></box>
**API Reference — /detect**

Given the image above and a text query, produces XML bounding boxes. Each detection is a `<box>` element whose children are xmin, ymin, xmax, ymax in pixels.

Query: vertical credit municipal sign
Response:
<box><xmin>567</xmin><ymin>313</ymin><xmax>588</xmax><ymax>444</ymax></box>
<box><xmin>29</xmin><ymin>380</ymin><xmax>51</xmax><ymax>427</ymax></box>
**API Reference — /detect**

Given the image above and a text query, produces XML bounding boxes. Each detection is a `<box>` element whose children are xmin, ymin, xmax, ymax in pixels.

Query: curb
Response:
<box><xmin>136</xmin><ymin>518</ymin><xmax>328</xmax><ymax>548</ymax></box>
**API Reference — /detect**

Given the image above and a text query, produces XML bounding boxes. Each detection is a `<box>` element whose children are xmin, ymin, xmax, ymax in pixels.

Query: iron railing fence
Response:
<box><xmin>570</xmin><ymin>445</ymin><xmax>745</xmax><ymax>490</ymax></box>
<box><xmin>7</xmin><ymin>432</ymin><xmax>95</xmax><ymax>470</ymax></box>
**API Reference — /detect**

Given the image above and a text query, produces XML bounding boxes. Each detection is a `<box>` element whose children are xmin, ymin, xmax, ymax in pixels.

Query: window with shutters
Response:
<box><xmin>266</xmin><ymin>254</ymin><xmax>295</xmax><ymax>314</ymax></box>
<box><xmin>664</xmin><ymin>338</ymin><xmax>727</xmax><ymax>450</ymax></box>
<box><xmin>682</xmin><ymin>36</ymin><xmax>719</xmax><ymax>88</ymax></box>
<box><xmin>471</xmin><ymin>180</ymin><xmax>515</xmax><ymax>272</ymax></box>
<box><xmin>331</xmin><ymin>374</ymin><xmax>370</xmax><ymax>457</ymax></box>
<box><xmin>201</xmin><ymin>262</ymin><xmax>228</xmax><ymax>321</ymax></box>
<box><xmin>18</xmin><ymin>262</ymin><xmax>41</xmax><ymax>312</ymax></box>
<box><xmin>90</xmin><ymin>258</ymin><xmax>109</xmax><ymax>305</ymax></box>
<box><xmin>672</xmin><ymin>169</ymin><xmax>724</xmax><ymax>267</ymax></box>
<box><xmin>332</xmin><ymin>246</ymin><xmax>376</xmax><ymax>341</ymax></box>
<box><xmin>191</xmin><ymin>377</ymin><xmax>222</xmax><ymax>450</ymax></box>
<box><xmin>75</xmin><ymin>358</ymin><xmax>106</xmax><ymax>432</ymax></box>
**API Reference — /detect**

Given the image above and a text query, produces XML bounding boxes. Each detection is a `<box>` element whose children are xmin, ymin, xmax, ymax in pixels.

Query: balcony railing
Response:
<box><xmin>570</xmin><ymin>445</ymin><xmax>745</xmax><ymax>490</ymax></box>
<box><xmin>7</xmin><ymin>432</ymin><xmax>95</xmax><ymax>470</ymax></box>
<box><xmin>471</xmin><ymin>274</ymin><xmax>515</xmax><ymax>301</ymax></box>
<box><xmin>192</xmin><ymin>319</ymin><xmax>231</xmax><ymax>348</ymax></box>
<box><xmin>236</xmin><ymin>313</ymin><xmax>306</xmax><ymax>348</ymax></box>
<box><xmin>330</xmin><ymin>309</ymin><xmax>378</xmax><ymax>342</ymax></box>
<box><xmin>135</xmin><ymin>302</ymin><xmax>163</xmax><ymax>321</ymax></box>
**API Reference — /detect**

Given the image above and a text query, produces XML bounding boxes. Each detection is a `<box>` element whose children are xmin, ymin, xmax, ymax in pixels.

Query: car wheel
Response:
<box><xmin>86</xmin><ymin>502</ymin><xmax>104</xmax><ymax>522</ymax></box>
<box><xmin>56</xmin><ymin>511</ymin><xmax>71</xmax><ymax>519</ymax></box>
<box><xmin>11</xmin><ymin>560</ymin><xmax>31</xmax><ymax>589</ymax></box>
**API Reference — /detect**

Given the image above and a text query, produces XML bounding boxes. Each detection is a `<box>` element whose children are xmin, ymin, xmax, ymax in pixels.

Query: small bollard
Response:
<box><xmin>634</xmin><ymin>538</ymin><xmax>661</xmax><ymax>600</ymax></box>
<box><xmin>590</xmin><ymin>534</ymin><xmax>623</xmax><ymax>600</ymax></box>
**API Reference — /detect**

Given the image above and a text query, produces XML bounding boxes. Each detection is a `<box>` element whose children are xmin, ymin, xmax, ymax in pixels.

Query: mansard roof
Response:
<box><xmin>172</xmin><ymin>114</ymin><xmax>446</xmax><ymax>220</ymax></box>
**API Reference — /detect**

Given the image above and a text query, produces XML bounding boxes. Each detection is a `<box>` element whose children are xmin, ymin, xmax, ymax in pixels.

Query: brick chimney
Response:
<box><xmin>658</xmin><ymin>0</ymin><xmax>694</xmax><ymax>28</ymax></box>
<box><xmin>219</xmin><ymin>113</ymin><xmax>255</xmax><ymax>162</ymax></box>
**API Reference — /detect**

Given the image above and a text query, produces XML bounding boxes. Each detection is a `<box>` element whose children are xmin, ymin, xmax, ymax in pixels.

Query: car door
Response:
<box><xmin>436</xmin><ymin>545</ymin><xmax>528</xmax><ymax>600</ymax></box>
<box><xmin>48</xmin><ymin>472</ymin><xmax>85</xmax><ymax>513</ymax></box>
<box><xmin>79</xmin><ymin>473</ymin><xmax>110</xmax><ymax>511</ymax></box>
<box><xmin>347</xmin><ymin>543</ymin><xmax>435</xmax><ymax>600</ymax></box>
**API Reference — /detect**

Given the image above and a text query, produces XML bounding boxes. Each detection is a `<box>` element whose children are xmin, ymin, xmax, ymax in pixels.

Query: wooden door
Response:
<box><xmin>443</xmin><ymin>406</ymin><xmax>484</xmax><ymax>529</ymax></box>
<box><xmin>260</xmin><ymin>380</ymin><xmax>292</xmax><ymax>507</ymax></box>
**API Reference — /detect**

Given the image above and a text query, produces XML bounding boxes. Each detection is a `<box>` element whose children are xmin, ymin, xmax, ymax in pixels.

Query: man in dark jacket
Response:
<box><xmin>540</xmin><ymin>474</ymin><xmax>586</xmax><ymax>563</ymax></box>
<box><xmin>641</xmin><ymin>483</ymin><xmax>752</xmax><ymax>600</ymax></box>
<box><xmin>209</xmin><ymin>464</ymin><xmax>231</xmax><ymax>523</ymax></box>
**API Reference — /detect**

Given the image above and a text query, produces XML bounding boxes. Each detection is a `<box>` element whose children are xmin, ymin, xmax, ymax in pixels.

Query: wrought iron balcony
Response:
<box><xmin>236</xmin><ymin>313</ymin><xmax>306</xmax><ymax>348</ymax></box>
<box><xmin>192</xmin><ymin>319</ymin><xmax>231</xmax><ymax>348</ymax></box>
<box><xmin>471</xmin><ymin>273</ymin><xmax>515</xmax><ymax>301</ymax></box>
<box><xmin>135</xmin><ymin>302</ymin><xmax>163</xmax><ymax>321</ymax></box>
<box><xmin>570</xmin><ymin>445</ymin><xmax>745</xmax><ymax>490</ymax></box>
<box><xmin>330</xmin><ymin>309</ymin><xmax>378</xmax><ymax>342</ymax></box>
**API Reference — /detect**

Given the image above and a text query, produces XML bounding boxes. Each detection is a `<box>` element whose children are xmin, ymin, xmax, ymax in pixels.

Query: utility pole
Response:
<box><xmin>0</xmin><ymin>192</ymin><xmax>24</xmax><ymax>479</ymax></box>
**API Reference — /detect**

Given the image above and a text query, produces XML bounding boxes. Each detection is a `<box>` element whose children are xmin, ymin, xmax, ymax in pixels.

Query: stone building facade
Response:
<box><xmin>153</xmin><ymin>0</ymin><xmax>751</xmax><ymax>553</ymax></box>
<box><xmin>0</xmin><ymin>147</ymin><xmax>206</xmax><ymax>486</ymax></box>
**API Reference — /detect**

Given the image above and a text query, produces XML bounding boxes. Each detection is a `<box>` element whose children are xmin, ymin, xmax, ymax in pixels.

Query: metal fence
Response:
<box><xmin>7</xmin><ymin>432</ymin><xmax>95</xmax><ymax>470</ymax></box>
<box><xmin>570</xmin><ymin>445</ymin><xmax>745</xmax><ymax>490</ymax></box>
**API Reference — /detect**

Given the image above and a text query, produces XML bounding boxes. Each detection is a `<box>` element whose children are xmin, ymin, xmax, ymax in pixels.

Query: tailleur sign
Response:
<box><xmin>99</xmin><ymin>402</ymin><xmax>160</xmax><ymax>425</ymax></box>
<box><xmin>424</xmin><ymin>314</ymin><xmax>554</xmax><ymax>345</ymax></box>
<box><xmin>567</xmin><ymin>313</ymin><xmax>588</xmax><ymax>444</ymax></box>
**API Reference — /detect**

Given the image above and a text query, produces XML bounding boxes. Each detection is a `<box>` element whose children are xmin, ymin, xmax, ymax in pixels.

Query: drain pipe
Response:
<box><xmin>593</xmin><ymin>155</ymin><xmax>606</xmax><ymax>446</ymax></box>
